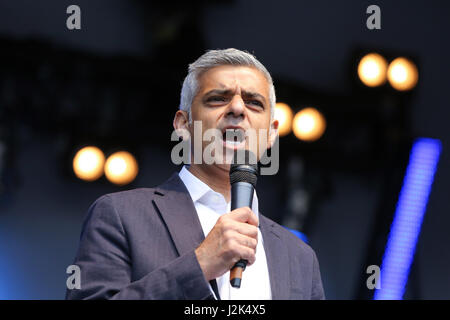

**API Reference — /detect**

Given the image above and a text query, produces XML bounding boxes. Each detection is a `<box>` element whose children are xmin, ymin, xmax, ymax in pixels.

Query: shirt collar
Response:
<box><xmin>178</xmin><ymin>166</ymin><xmax>213</xmax><ymax>202</ymax></box>
<box><xmin>178</xmin><ymin>166</ymin><xmax>259</xmax><ymax>216</ymax></box>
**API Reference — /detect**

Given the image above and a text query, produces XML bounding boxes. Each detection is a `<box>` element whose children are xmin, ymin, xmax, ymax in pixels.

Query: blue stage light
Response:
<box><xmin>374</xmin><ymin>138</ymin><xmax>442</xmax><ymax>300</ymax></box>
<box><xmin>283</xmin><ymin>226</ymin><xmax>309</xmax><ymax>243</ymax></box>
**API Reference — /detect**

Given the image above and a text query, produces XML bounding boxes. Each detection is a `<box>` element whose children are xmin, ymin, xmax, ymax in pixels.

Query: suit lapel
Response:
<box><xmin>259</xmin><ymin>215</ymin><xmax>290</xmax><ymax>299</ymax></box>
<box><xmin>152</xmin><ymin>173</ymin><xmax>221</xmax><ymax>300</ymax></box>
<box><xmin>152</xmin><ymin>173</ymin><xmax>205</xmax><ymax>257</ymax></box>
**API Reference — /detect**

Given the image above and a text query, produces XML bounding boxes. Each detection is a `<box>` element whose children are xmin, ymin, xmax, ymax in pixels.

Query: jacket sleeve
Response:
<box><xmin>65</xmin><ymin>195</ymin><xmax>213</xmax><ymax>300</ymax></box>
<box><xmin>311</xmin><ymin>250</ymin><xmax>325</xmax><ymax>300</ymax></box>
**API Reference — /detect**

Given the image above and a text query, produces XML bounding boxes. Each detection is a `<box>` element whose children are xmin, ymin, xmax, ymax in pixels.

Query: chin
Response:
<box><xmin>214</xmin><ymin>162</ymin><xmax>231</xmax><ymax>172</ymax></box>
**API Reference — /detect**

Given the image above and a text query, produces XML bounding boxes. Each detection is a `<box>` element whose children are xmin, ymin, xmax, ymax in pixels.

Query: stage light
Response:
<box><xmin>283</xmin><ymin>226</ymin><xmax>308</xmax><ymax>243</ymax></box>
<box><xmin>104</xmin><ymin>151</ymin><xmax>138</xmax><ymax>185</ymax></box>
<box><xmin>292</xmin><ymin>107</ymin><xmax>326</xmax><ymax>142</ymax></box>
<box><xmin>374</xmin><ymin>138</ymin><xmax>442</xmax><ymax>300</ymax></box>
<box><xmin>274</xmin><ymin>102</ymin><xmax>293</xmax><ymax>137</ymax></box>
<box><xmin>387</xmin><ymin>57</ymin><xmax>418</xmax><ymax>91</ymax></box>
<box><xmin>357</xmin><ymin>53</ymin><xmax>388</xmax><ymax>87</ymax></box>
<box><xmin>72</xmin><ymin>146</ymin><xmax>105</xmax><ymax>181</ymax></box>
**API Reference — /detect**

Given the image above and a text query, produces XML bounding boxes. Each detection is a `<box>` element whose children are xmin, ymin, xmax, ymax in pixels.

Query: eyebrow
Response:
<box><xmin>203</xmin><ymin>89</ymin><xmax>267</xmax><ymax>105</ymax></box>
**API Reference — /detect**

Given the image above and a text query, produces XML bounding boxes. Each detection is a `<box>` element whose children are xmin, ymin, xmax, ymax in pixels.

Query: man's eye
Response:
<box><xmin>208</xmin><ymin>96</ymin><xmax>226</xmax><ymax>102</ymax></box>
<box><xmin>246</xmin><ymin>100</ymin><xmax>263</xmax><ymax>107</ymax></box>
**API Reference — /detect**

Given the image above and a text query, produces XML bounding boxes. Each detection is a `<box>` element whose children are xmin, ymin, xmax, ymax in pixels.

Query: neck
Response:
<box><xmin>188</xmin><ymin>163</ymin><xmax>231</xmax><ymax>202</ymax></box>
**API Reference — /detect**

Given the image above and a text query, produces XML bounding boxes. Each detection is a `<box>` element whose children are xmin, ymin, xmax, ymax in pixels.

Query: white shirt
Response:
<box><xmin>178</xmin><ymin>166</ymin><xmax>272</xmax><ymax>300</ymax></box>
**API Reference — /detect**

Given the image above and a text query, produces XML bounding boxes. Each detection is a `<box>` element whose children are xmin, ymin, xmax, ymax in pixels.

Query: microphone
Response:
<box><xmin>229</xmin><ymin>150</ymin><xmax>258</xmax><ymax>288</ymax></box>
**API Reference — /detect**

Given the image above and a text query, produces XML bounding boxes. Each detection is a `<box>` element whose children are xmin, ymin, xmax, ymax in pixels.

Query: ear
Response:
<box><xmin>268</xmin><ymin>118</ymin><xmax>279</xmax><ymax>148</ymax></box>
<box><xmin>173</xmin><ymin>110</ymin><xmax>190</xmax><ymax>131</ymax></box>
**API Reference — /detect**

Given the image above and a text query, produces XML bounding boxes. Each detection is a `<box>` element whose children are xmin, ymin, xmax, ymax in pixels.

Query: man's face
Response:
<box><xmin>187</xmin><ymin>65</ymin><xmax>278</xmax><ymax>170</ymax></box>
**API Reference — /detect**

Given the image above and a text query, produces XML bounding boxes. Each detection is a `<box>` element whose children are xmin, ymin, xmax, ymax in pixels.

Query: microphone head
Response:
<box><xmin>230</xmin><ymin>150</ymin><xmax>258</xmax><ymax>187</ymax></box>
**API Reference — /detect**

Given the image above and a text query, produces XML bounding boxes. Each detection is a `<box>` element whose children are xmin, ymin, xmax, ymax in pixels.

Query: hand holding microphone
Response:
<box><xmin>194</xmin><ymin>206</ymin><xmax>258</xmax><ymax>282</ymax></box>
<box><xmin>194</xmin><ymin>150</ymin><xmax>259</xmax><ymax>288</ymax></box>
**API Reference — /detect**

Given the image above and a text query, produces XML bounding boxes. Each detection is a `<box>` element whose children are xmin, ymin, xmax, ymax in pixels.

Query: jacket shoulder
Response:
<box><xmin>85</xmin><ymin>173</ymin><xmax>184</xmax><ymax>224</ymax></box>
<box><xmin>81</xmin><ymin>188</ymin><xmax>158</xmax><ymax>229</ymax></box>
<box><xmin>100</xmin><ymin>187</ymin><xmax>158</xmax><ymax>204</ymax></box>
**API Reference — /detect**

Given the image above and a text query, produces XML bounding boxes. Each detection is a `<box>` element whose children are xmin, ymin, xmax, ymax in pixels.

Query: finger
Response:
<box><xmin>229</xmin><ymin>207</ymin><xmax>259</xmax><ymax>227</ymax></box>
<box><xmin>228</xmin><ymin>222</ymin><xmax>258</xmax><ymax>239</ymax></box>
<box><xmin>236</xmin><ymin>245</ymin><xmax>256</xmax><ymax>266</ymax></box>
<box><xmin>233</xmin><ymin>233</ymin><xmax>258</xmax><ymax>250</ymax></box>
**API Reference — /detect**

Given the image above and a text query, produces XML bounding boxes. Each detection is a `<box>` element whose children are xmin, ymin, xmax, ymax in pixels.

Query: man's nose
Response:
<box><xmin>225</xmin><ymin>95</ymin><xmax>246</xmax><ymax>119</ymax></box>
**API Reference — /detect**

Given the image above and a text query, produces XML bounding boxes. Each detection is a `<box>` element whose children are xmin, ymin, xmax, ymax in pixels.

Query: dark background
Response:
<box><xmin>0</xmin><ymin>0</ymin><xmax>448</xmax><ymax>299</ymax></box>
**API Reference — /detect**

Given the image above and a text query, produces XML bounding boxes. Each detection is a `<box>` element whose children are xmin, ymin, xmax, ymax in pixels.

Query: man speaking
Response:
<box><xmin>66</xmin><ymin>48</ymin><xmax>325</xmax><ymax>300</ymax></box>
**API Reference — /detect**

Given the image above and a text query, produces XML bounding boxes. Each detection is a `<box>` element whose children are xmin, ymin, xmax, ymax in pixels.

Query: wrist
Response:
<box><xmin>195</xmin><ymin>247</ymin><xmax>212</xmax><ymax>281</ymax></box>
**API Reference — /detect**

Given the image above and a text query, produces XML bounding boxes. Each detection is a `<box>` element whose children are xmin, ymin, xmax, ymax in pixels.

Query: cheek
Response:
<box><xmin>257</xmin><ymin>130</ymin><xmax>270</xmax><ymax>149</ymax></box>
<box><xmin>188</xmin><ymin>112</ymin><xmax>219</xmax><ymax>143</ymax></box>
<box><xmin>244</xmin><ymin>126</ymin><xmax>270</xmax><ymax>158</ymax></box>
<box><xmin>192</xmin><ymin>104</ymin><xmax>218</xmax><ymax>124</ymax></box>
<box><xmin>252</xmin><ymin>117</ymin><xmax>271</xmax><ymax>134</ymax></box>
<box><xmin>260</xmin><ymin>119</ymin><xmax>273</xmax><ymax>146</ymax></box>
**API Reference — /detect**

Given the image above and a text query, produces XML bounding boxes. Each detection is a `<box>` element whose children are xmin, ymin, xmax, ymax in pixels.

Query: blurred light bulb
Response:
<box><xmin>73</xmin><ymin>146</ymin><xmax>105</xmax><ymax>181</ymax></box>
<box><xmin>292</xmin><ymin>107</ymin><xmax>326</xmax><ymax>142</ymax></box>
<box><xmin>387</xmin><ymin>57</ymin><xmax>418</xmax><ymax>91</ymax></box>
<box><xmin>104</xmin><ymin>151</ymin><xmax>138</xmax><ymax>185</ymax></box>
<box><xmin>357</xmin><ymin>53</ymin><xmax>388</xmax><ymax>87</ymax></box>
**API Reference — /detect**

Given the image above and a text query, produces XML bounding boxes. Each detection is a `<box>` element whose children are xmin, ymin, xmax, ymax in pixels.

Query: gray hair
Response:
<box><xmin>179</xmin><ymin>48</ymin><xmax>276</xmax><ymax>121</ymax></box>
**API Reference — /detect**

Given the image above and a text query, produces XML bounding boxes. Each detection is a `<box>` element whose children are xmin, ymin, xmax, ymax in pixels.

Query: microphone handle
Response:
<box><xmin>229</xmin><ymin>181</ymin><xmax>254</xmax><ymax>288</ymax></box>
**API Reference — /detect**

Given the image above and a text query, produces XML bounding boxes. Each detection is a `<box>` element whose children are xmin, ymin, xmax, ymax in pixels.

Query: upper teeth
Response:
<box><xmin>224</xmin><ymin>129</ymin><xmax>244</xmax><ymax>142</ymax></box>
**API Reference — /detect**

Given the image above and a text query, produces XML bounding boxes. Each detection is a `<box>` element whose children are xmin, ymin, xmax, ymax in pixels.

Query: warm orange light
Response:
<box><xmin>357</xmin><ymin>53</ymin><xmax>388</xmax><ymax>87</ymax></box>
<box><xmin>292</xmin><ymin>108</ymin><xmax>326</xmax><ymax>142</ymax></box>
<box><xmin>104</xmin><ymin>151</ymin><xmax>139</xmax><ymax>185</ymax></box>
<box><xmin>274</xmin><ymin>102</ymin><xmax>293</xmax><ymax>137</ymax></box>
<box><xmin>73</xmin><ymin>146</ymin><xmax>105</xmax><ymax>181</ymax></box>
<box><xmin>387</xmin><ymin>57</ymin><xmax>418</xmax><ymax>91</ymax></box>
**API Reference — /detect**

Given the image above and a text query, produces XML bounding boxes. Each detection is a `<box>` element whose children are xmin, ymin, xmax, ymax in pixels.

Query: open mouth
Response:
<box><xmin>221</xmin><ymin>128</ymin><xmax>246</xmax><ymax>148</ymax></box>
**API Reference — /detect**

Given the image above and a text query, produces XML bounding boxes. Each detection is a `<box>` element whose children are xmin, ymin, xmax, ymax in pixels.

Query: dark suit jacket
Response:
<box><xmin>66</xmin><ymin>173</ymin><xmax>325</xmax><ymax>300</ymax></box>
